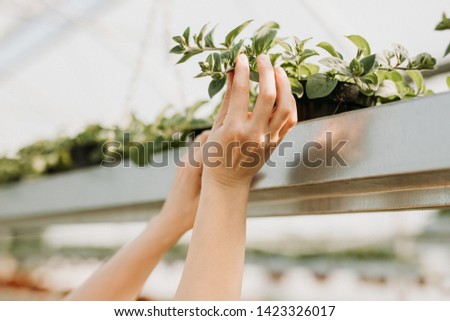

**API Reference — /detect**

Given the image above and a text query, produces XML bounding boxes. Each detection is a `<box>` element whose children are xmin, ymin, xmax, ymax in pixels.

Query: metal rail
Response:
<box><xmin>1</xmin><ymin>93</ymin><xmax>450</xmax><ymax>227</ymax></box>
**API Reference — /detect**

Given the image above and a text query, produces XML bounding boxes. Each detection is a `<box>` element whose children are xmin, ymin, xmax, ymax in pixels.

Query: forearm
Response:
<box><xmin>175</xmin><ymin>177</ymin><xmax>250</xmax><ymax>300</ymax></box>
<box><xmin>66</xmin><ymin>214</ymin><xmax>185</xmax><ymax>301</ymax></box>
<box><xmin>175</xmin><ymin>53</ymin><xmax>295</xmax><ymax>300</ymax></box>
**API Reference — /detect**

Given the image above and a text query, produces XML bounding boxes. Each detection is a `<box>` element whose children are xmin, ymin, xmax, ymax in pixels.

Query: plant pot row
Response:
<box><xmin>192</xmin><ymin>81</ymin><xmax>375</xmax><ymax>137</ymax></box>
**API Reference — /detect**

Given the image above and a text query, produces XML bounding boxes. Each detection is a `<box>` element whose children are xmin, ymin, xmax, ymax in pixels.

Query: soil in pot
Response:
<box><xmin>295</xmin><ymin>81</ymin><xmax>377</xmax><ymax>121</ymax></box>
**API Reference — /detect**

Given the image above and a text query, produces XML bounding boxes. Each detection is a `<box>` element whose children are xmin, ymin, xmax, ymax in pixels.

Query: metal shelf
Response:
<box><xmin>1</xmin><ymin>92</ymin><xmax>450</xmax><ymax>227</ymax></box>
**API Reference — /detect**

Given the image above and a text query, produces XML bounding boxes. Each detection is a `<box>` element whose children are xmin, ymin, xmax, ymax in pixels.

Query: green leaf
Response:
<box><xmin>250</xmin><ymin>70</ymin><xmax>259</xmax><ymax>82</ymax></box>
<box><xmin>405</xmin><ymin>70</ymin><xmax>424</xmax><ymax>95</ymax></box>
<box><xmin>269</xmin><ymin>53</ymin><xmax>282</xmax><ymax>65</ymax></box>
<box><xmin>355</xmin><ymin>73</ymin><xmax>379</xmax><ymax>96</ymax></box>
<box><xmin>194</xmin><ymin>72</ymin><xmax>209</xmax><ymax>78</ymax></box>
<box><xmin>220</xmin><ymin>50</ymin><xmax>230</xmax><ymax>61</ymax></box>
<box><xmin>288</xmin><ymin>77</ymin><xmax>303</xmax><ymax>98</ymax></box>
<box><xmin>169</xmin><ymin>45</ymin><xmax>185</xmax><ymax>54</ymax></box>
<box><xmin>299</xmin><ymin>65</ymin><xmax>312</xmax><ymax>77</ymax></box>
<box><xmin>360</xmin><ymin>54</ymin><xmax>377</xmax><ymax>75</ymax></box>
<box><xmin>195</xmin><ymin>24</ymin><xmax>209</xmax><ymax>47</ymax></box>
<box><xmin>376</xmin><ymin>80</ymin><xmax>400</xmax><ymax>98</ymax></box>
<box><xmin>199</xmin><ymin>61</ymin><xmax>208</xmax><ymax>72</ymax></box>
<box><xmin>293</xmin><ymin>37</ymin><xmax>312</xmax><ymax>54</ymax></box>
<box><xmin>223</xmin><ymin>20</ymin><xmax>252</xmax><ymax>48</ymax></box>
<box><xmin>212</xmin><ymin>52</ymin><xmax>222</xmax><ymax>72</ymax></box>
<box><xmin>361</xmin><ymin>73</ymin><xmax>378</xmax><ymax>85</ymax></box>
<box><xmin>204</xmin><ymin>27</ymin><xmax>216</xmax><ymax>47</ymax></box>
<box><xmin>253</xmin><ymin>28</ymin><xmax>278</xmax><ymax>55</ymax></box>
<box><xmin>349</xmin><ymin>58</ymin><xmax>363</xmax><ymax>76</ymax></box>
<box><xmin>275</xmin><ymin>39</ymin><xmax>292</xmax><ymax>52</ymax></box>
<box><xmin>304</xmin><ymin>63</ymin><xmax>320</xmax><ymax>75</ymax></box>
<box><xmin>255</xmin><ymin>21</ymin><xmax>280</xmax><ymax>33</ymax></box>
<box><xmin>299</xmin><ymin>64</ymin><xmax>320</xmax><ymax>78</ymax></box>
<box><xmin>392</xmin><ymin>43</ymin><xmax>409</xmax><ymax>63</ymax></box>
<box><xmin>319</xmin><ymin>57</ymin><xmax>350</xmax><ymax>76</ymax></box>
<box><xmin>172</xmin><ymin>36</ymin><xmax>184</xmax><ymax>44</ymax></box>
<box><xmin>376</xmin><ymin>52</ymin><xmax>390</xmax><ymax>67</ymax></box>
<box><xmin>206</xmin><ymin>53</ymin><xmax>214</xmax><ymax>65</ymax></box>
<box><xmin>183</xmin><ymin>27</ymin><xmax>190</xmax><ymax>45</ymax></box>
<box><xmin>280</xmin><ymin>62</ymin><xmax>297</xmax><ymax>77</ymax></box>
<box><xmin>445</xmin><ymin>42</ymin><xmax>450</xmax><ymax>57</ymax></box>
<box><xmin>411</xmin><ymin>53</ymin><xmax>436</xmax><ymax>70</ymax></box>
<box><xmin>208</xmin><ymin>77</ymin><xmax>226</xmax><ymax>98</ymax></box>
<box><xmin>435</xmin><ymin>13</ymin><xmax>450</xmax><ymax>30</ymax></box>
<box><xmin>447</xmin><ymin>76</ymin><xmax>450</xmax><ymax>89</ymax></box>
<box><xmin>394</xmin><ymin>80</ymin><xmax>412</xmax><ymax>98</ymax></box>
<box><xmin>377</xmin><ymin>70</ymin><xmax>403</xmax><ymax>83</ymax></box>
<box><xmin>346</xmin><ymin>35</ymin><xmax>371</xmax><ymax>57</ymax></box>
<box><xmin>298</xmin><ymin>49</ymin><xmax>319</xmax><ymax>64</ymax></box>
<box><xmin>316</xmin><ymin>41</ymin><xmax>342</xmax><ymax>58</ymax></box>
<box><xmin>229</xmin><ymin>39</ymin><xmax>245</xmax><ymax>64</ymax></box>
<box><xmin>305</xmin><ymin>73</ymin><xmax>338</xmax><ymax>99</ymax></box>
<box><xmin>176</xmin><ymin>50</ymin><xmax>202</xmax><ymax>64</ymax></box>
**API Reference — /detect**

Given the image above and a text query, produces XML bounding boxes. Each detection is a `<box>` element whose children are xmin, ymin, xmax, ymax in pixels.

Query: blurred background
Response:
<box><xmin>1</xmin><ymin>0</ymin><xmax>450</xmax><ymax>300</ymax></box>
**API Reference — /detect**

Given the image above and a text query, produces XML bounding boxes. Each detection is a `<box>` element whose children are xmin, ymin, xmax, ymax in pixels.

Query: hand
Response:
<box><xmin>158</xmin><ymin>131</ymin><xmax>209</xmax><ymax>234</ymax></box>
<box><xmin>202</xmin><ymin>54</ymin><xmax>297</xmax><ymax>187</ymax></box>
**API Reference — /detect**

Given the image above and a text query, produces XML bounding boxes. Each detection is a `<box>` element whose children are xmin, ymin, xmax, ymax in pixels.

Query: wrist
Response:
<box><xmin>201</xmin><ymin>173</ymin><xmax>252</xmax><ymax>203</ymax></box>
<box><xmin>159</xmin><ymin>201</ymin><xmax>194</xmax><ymax>233</ymax></box>
<box><xmin>202</xmin><ymin>170</ymin><xmax>252</xmax><ymax>191</ymax></box>
<box><xmin>143</xmin><ymin>213</ymin><xmax>187</xmax><ymax>246</ymax></box>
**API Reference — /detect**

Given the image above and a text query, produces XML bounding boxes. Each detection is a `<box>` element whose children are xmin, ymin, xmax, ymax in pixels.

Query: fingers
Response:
<box><xmin>214</xmin><ymin>54</ymin><xmax>296</xmax><ymax>140</ymax></box>
<box><xmin>212</xmin><ymin>73</ymin><xmax>234</xmax><ymax>130</ymax></box>
<box><xmin>251</xmin><ymin>54</ymin><xmax>276</xmax><ymax>125</ymax></box>
<box><xmin>277</xmin><ymin>109</ymin><xmax>297</xmax><ymax>143</ymax></box>
<box><xmin>268</xmin><ymin>67</ymin><xmax>297</xmax><ymax>136</ymax></box>
<box><xmin>224</xmin><ymin>54</ymin><xmax>250</xmax><ymax>125</ymax></box>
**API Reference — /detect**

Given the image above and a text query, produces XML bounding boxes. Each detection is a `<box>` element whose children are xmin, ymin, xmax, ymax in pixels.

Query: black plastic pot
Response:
<box><xmin>190</xmin><ymin>127</ymin><xmax>210</xmax><ymax>137</ymax></box>
<box><xmin>295</xmin><ymin>81</ymin><xmax>376</xmax><ymax>121</ymax></box>
<box><xmin>190</xmin><ymin>82</ymin><xmax>377</xmax><ymax>137</ymax></box>
<box><xmin>70</xmin><ymin>143</ymin><xmax>103</xmax><ymax>168</ymax></box>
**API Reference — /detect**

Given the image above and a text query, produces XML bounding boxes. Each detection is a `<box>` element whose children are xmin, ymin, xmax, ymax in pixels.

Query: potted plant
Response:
<box><xmin>125</xmin><ymin>100</ymin><xmax>212</xmax><ymax>166</ymax></box>
<box><xmin>0</xmin><ymin>157</ymin><xmax>23</xmax><ymax>184</ymax></box>
<box><xmin>0</xmin><ymin>99</ymin><xmax>215</xmax><ymax>186</ymax></box>
<box><xmin>435</xmin><ymin>12</ymin><xmax>450</xmax><ymax>57</ymax></box>
<box><xmin>435</xmin><ymin>12</ymin><xmax>450</xmax><ymax>89</ymax></box>
<box><xmin>69</xmin><ymin>124</ymin><xmax>116</xmax><ymax>168</ymax></box>
<box><xmin>17</xmin><ymin>138</ymin><xmax>74</xmax><ymax>176</ymax></box>
<box><xmin>170</xmin><ymin>21</ymin><xmax>436</xmax><ymax>121</ymax></box>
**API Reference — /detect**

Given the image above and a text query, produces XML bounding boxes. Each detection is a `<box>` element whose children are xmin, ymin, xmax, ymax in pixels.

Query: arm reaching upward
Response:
<box><xmin>175</xmin><ymin>54</ymin><xmax>297</xmax><ymax>300</ymax></box>
<box><xmin>66</xmin><ymin>132</ymin><xmax>209</xmax><ymax>300</ymax></box>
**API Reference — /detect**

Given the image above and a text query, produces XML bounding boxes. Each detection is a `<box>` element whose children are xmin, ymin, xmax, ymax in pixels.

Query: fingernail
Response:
<box><xmin>238</xmin><ymin>53</ymin><xmax>248</xmax><ymax>66</ymax></box>
<box><xmin>258</xmin><ymin>54</ymin><xmax>269</xmax><ymax>64</ymax></box>
<box><xmin>276</xmin><ymin>67</ymin><xmax>286</xmax><ymax>76</ymax></box>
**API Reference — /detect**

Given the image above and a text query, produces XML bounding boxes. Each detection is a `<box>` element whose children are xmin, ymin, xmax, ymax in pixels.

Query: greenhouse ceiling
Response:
<box><xmin>0</xmin><ymin>0</ymin><xmax>449</xmax><ymax>154</ymax></box>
